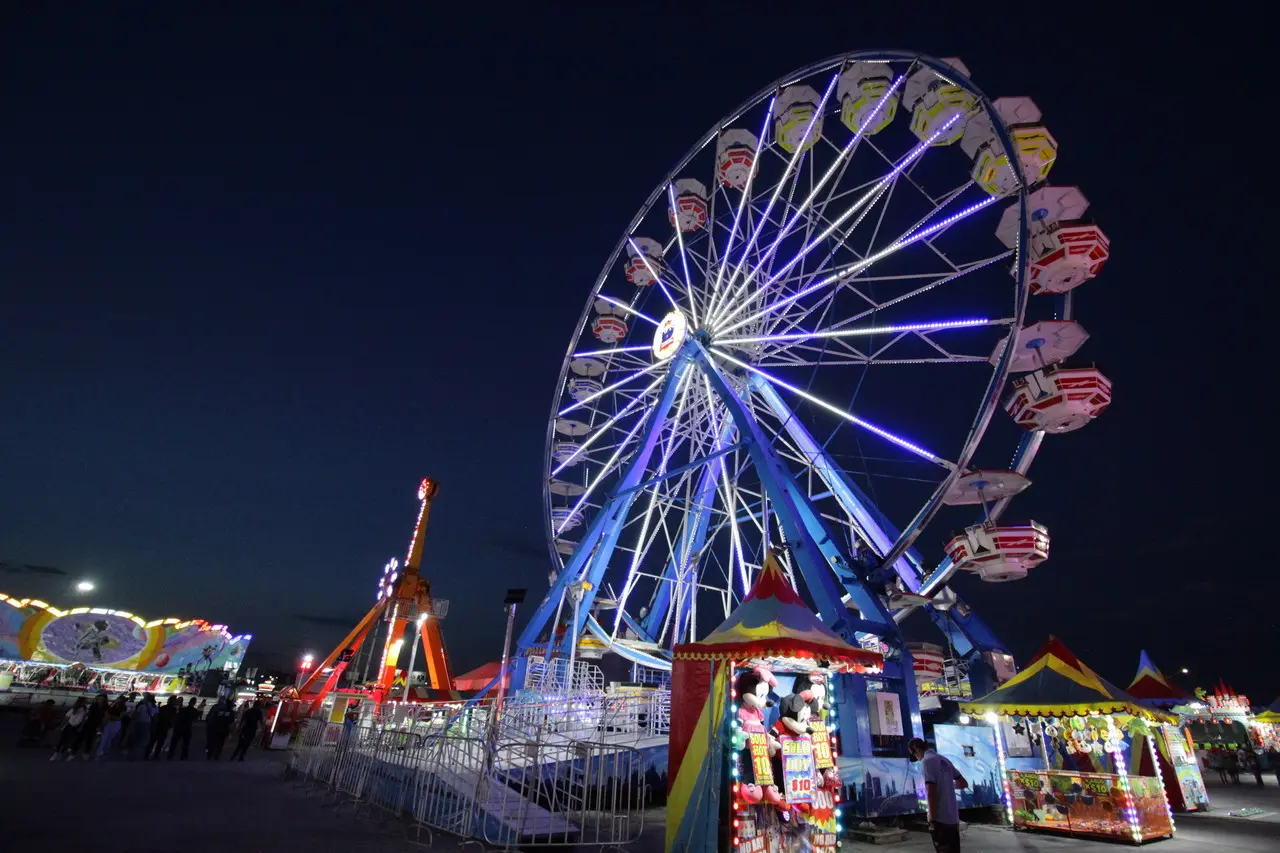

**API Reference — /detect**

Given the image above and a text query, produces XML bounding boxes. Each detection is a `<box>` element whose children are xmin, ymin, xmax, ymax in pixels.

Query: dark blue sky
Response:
<box><xmin>2</xmin><ymin>5</ymin><xmax>1270</xmax><ymax>698</ymax></box>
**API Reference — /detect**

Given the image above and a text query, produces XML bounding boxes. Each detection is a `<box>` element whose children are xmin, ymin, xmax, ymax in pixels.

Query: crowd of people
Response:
<box><xmin>19</xmin><ymin>693</ymin><xmax>268</xmax><ymax>762</ymax></box>
<box><xmin>1203</xmin><ymin>745</ymin><xmax>1280</xmax><ymax>787</ymax></box>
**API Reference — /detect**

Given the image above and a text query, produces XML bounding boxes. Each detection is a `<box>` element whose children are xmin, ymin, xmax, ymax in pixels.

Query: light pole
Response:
<box><xmin>401</xmin><ymin>614</ymin><xmax>428</xmax><ymax>702</ymax></box>
<box><xmin>296</xmin><ymin>653</ymin><xmax>314</xmax><ymax>688</ymax></box>
<box><xmin>488</xmin><ymin>588</ymin><xmax>527</xmax><ymax>740</ymax></box>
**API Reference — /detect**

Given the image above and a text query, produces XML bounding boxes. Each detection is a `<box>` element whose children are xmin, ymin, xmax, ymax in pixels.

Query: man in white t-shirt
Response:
<box><xmin>909</xmin><ymin>737</ymin><xmax>966</xmax><ymax>853</ymax></box>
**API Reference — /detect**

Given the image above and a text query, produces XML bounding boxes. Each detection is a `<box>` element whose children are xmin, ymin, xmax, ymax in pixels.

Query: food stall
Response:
<box><xmin>666</xmin><ymin>552</ymin><xmax>884</xmax><ymax>853</ymax></box>
<box><xmin>961</xmin><ymin>637</ymin><xmax>1176</xmax><ymax>844</ymax></box>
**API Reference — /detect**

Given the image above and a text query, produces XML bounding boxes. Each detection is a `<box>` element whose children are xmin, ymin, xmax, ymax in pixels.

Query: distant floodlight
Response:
<box><xmin>75</xmin><ymin>580</ymin><xmax>95</xmax><ymax>593</ymax></box>
<box><xmin>1180</xmin><ymin>667</ymin><xmax>1189</xmax><ymax>674</ymax></box>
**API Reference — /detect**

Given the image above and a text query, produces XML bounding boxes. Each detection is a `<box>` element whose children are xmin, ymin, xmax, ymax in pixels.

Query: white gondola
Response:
<box><xmin>772</xmin><ymin>84</ymin><xmax>823</xmax><ymax>153</ymax></box>
<box><xmin>995</xmin><ymin>186</ymin><xmax>1109</xmax><ymax>295</ymax></box>
<box><xmin>960</xmin><ymin>97</ymin><xmax>1057</xmax><ymax>196</ymax></box>
<box><xmin>549</xmin><ymin>479</ymin><xmax>587</xmax><ymax>497</ymax></box>
<box><xmin>554</xmin><ymin>538</ymin><xmax>578</xmax><ymax>556</ymax></box>
<box><xmin>989</xmin><ymin>320</ymin><xmax>1090</xmax><ymax>373</ymax></box>
<box><xmin>902</xmin><ymin>57</ymin><xmax>974</xmax><ymax>145</ymax></box>
<box><xmin>554</xmin><ymin>418</ymin><xmax>591</xmax><ymax>437</ymax></box>
<box><xmin>551</xmin><ymin>441</ymin><xmax>582</xmax><ymax>466</ymax></box>
<box><xmin>716</xmin><ymin>129</ymin><xmax>759</xmax><ymax>189</ymax></box>
<box><xmin>566</xmin><ymin>377</ymin><xmax>603</xmax><ymax>402</ymax></box>
<box><xmin>942</xmin><ymin>470</ymin><xmax>1032</xmax><ymax>506</ymax></box>
<box><xmin>550</xmin><ymin>507</ymin><xmax>582</xmax><ymax>532</ymax></box>
<box><xmin>624</xmin><ymin>237</ymin><xmax>664</xmax><ymax>286</ymax></box>
<box><xmin>668</xmin><ymin>178</ymin><xmax>709</xmax><ymax>232</ymax></box>
<box><xmin>569</xmin><ymin>357</ymin><xmax>606</xmax><ymax>377</ymax></box>
<box><xmin>945</xmin><ymin>520</ymin><xmax>1050</xmax><ymax>582</ymax></box>
<box><xmin>838</xmin><ymin>61</ymin><xmax>899</xmax><ymax>136</ymax></box>
<box><xmin>1006</xmin><ymin>364</ymin><xmax>1112</xmax><ymax>433</ymax></box>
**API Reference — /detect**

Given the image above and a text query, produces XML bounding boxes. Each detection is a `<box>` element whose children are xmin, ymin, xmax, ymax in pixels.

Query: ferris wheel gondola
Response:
<box><xmin>518</xmin><ymin>51</ymin><xmax>1112</xmax><ymax>697</ymax></box>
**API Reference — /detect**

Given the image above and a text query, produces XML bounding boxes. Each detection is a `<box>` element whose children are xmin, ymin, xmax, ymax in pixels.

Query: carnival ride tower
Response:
<box><xmin>298</xmin><ymin>478</ymin><xmax>454</xmax><ymax>710</ymax></box>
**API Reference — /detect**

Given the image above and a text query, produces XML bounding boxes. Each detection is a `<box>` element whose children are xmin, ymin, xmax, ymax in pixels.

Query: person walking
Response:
<box><xmin>169</xmin><ymin>696</ymin><xmax>200</xmax><ymax>760</ymax></box>
<box><xmin>910</xmin><ymin>737</ymin><xmax>967</xmax><ymax>853</ymax></box>
<box><xmin>1245</xmin><ymin>749</ymin><xmax>1264</xmax><ymax>787</ymax></box>
<box><xmin>1206</xmin><ymin>749</ymin><xmax>1225</xmax><ymax>783</ymax></box>
<box><xmin>205</xmin><ymin>698</ymin><xmax>235</xmax><ymax>760</ymax></box>
<box><xmin>97</xmin><ymin>696</ymin><xmax>128</xmax><ymax>759</ymax></box>
<box><xmin>1223</xmin><ymin>748</ymin><xmax>1240</xmax><ymax>784</ymax></box>
<box><xmin>1267</xmin><ymin>747</ymin><xmax>1280</xmax><ymax>787</ymax></box>
<box><xmin>75</xmin><ymin>694</ymin><xmax>109</xmax><ymax>760</ymax></box>
<box><xmin>230</xmin><ymin>700</ymin><xmax>265</xmax><ymax>761</ymax></box>
<box><xmin>147</xmin><ymin>696</ymin><xmax>180</xmax><ymax>760</ymax></box>
<box><xmin>126</xmin><ymin>694</ymin><xmax>157</xmax><ymax>759</ymax></box>
<box><xmin>50</xmin><ymin>698</ymin><xmax>89</xmax><ymax>761</ymax></box>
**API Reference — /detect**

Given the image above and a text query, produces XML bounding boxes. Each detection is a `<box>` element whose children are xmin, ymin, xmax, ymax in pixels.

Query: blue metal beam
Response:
<box><xmin>692</xmin><ymin>342</ymin><xmax>892</xmax><ymax>641</ymax></box>
<box><xmin>515</xmin><ymin>356</ymin><xmax>690</xmax><ymax>662</ymax></box>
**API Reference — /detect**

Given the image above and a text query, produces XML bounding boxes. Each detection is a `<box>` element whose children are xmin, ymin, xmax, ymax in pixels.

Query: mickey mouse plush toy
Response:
<box><xmin>793</xmin><ymin>670</ymin><xmax>841</xmax><ymax>791</ymax></box>
<box><xmin>734</xmin><ymin>666</ymin><xmax>785</xmax><ymax>806</ymax></box>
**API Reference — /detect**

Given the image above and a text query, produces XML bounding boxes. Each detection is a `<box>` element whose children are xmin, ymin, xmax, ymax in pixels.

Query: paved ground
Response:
<box><xmin>4</xmin><ymin>711</ymin><xmax>1278</xmax><ymax>851</ymax></box>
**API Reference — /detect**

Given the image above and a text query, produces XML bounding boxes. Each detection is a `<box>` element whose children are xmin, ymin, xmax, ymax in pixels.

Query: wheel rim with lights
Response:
<box><xmin>521</xmin><ymin>51</ymin><xmax>1110</xmax><ymax>690</ymax></box>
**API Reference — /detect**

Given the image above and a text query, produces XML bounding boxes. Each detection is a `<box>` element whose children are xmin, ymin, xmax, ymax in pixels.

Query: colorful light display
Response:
<box><xmin>0</xmin><ymin>592</ymin><xmax>250</xmax><ymax>674</ymax></box>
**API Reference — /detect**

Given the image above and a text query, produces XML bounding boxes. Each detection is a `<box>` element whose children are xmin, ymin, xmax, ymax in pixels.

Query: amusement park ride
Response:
<box><xmin>509</xmin><ymin>51</ymin><xmax>1112</xmax><ymax>736</ymax></box>
<box><xmin>298</xmin><ymin>478</ymin><xmax>453</xmax><ymax>711</ymax></box>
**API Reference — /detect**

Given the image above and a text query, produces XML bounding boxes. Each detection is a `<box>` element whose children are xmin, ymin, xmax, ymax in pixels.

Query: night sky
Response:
<box><xmin>2</xmin><ymin>6</ymin><xmax>1271</xmax><ymax>700</ymax></box>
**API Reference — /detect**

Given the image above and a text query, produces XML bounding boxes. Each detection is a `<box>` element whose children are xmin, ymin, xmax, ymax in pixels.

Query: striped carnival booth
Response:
<box><xmin>666</xmin><ymin>551</ymin><xmax>882</xmax><ymax>853</ymax></box>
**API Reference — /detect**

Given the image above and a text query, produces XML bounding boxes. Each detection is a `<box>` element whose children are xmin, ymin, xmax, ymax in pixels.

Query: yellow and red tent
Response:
<box><xmin>665</xmin><ymin>551</ymin><xmax>882</xmax><ymax>852</ymax></box>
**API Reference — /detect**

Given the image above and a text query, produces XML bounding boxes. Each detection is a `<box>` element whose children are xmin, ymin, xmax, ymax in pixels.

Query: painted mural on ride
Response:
<box><xmin>0</xmin><ymin>592</ymin><xmax>250</xmax><ymax>673</ymax></box>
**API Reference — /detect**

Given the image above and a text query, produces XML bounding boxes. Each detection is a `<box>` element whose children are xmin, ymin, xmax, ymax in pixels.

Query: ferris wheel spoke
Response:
<box><xmin>712</xmin><ymin>71</ymin><xmax>842</xmax><ymax>318</ymax></box>
<box><xmin>557</xmin><ymin>361</ymin><xmax>666</xmax><ymax>417</ymax></box>
<box><xmin>707</xmin><ymin>97</ymin><xmax>777</xmax><ymax>311</ymax></box>
<box><xmin>716</xmin><ymin>191</ymin><xmax>1000</xmax><ymax>339</ymax></box>
<box><xmin>711</xmin><ymin>347</ymin><xmax>952</xmax><ymax>469</ymax></box>
<box><xmin>710</xmin><ymin>110</ymin><xmax>965</xmax><ymax>331</ymax></box>
<box><xmin>595</xmin><ymin>294</ymin><xmax>661</xmax><ymax>326</ymax></box>
<box><xmin>551</xmin><ymin>374</ymin><xmax>665</xmax><ymax>476</ymax></box>
<box><xmin>719</xmin><ymin>316</ymin><xmax>1007</xmax><ymax>348</ymax></box>
<box><xmin>713</xmin><ymin>75</ymin><xmax>906</xmax><ymax>323</ymax></box>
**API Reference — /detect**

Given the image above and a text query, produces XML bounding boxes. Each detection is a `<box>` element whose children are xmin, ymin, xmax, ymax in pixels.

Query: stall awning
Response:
<box><xmin>961</xmin><ymin>636</ymin><xmax>1174</xmax><ymax>722</ymax></box>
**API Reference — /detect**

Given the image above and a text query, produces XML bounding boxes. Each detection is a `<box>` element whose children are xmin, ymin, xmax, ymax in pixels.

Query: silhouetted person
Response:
<box><xmin>169</xmin><ymin>697</ymin><xmax>200</xmax><ymax>760</ymax></box>
<box><xmin>147</xmin><ymin>696</ymin><xmax>179</xmax><ymax>760</ymax></box>
<box><xmin>205</xmin><ymin>698</ymin><xmax>235</xmax><ymax>760</ymax></box>
<box><xmin>230</xmin><ymin>700</ymin><xmax>265</xmax><ymax>761</ymax></box>
<box><xmin>1224</xmin><ymin>748</ymin><xmax>1240</xmax><ymax>784</ymax></box>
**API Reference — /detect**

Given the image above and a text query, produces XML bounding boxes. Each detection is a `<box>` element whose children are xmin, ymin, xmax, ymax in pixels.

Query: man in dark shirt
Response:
<box><xmin>168</xmin><ymin>697</ymin><xmax>201</xmax><ymax>760</ymax></box>
<box><xmin>205</xmin><ymin>699</ymin><xmax>235</xmax><ymax>760</ymax></box>
<box><xmin>230</xmin><ymin>700</ymin><xmax>265</xmax><ymax>761</ymax></box>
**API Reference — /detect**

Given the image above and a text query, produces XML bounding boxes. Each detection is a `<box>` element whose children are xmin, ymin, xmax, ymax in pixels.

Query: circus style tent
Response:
<box><xmin>665</xmin><ymin>551</ymin><xmax>882</xmax><ymax>852</ymax></box>
<box><xmin>1126</xmin><ymin>650</ymin><xmax>1192</xmax><ymax>709</ymax></box>
<box><xmin>961</xmin><ymin>636</ymin><xmax>1172</xmax><ymax>722</ymax></box>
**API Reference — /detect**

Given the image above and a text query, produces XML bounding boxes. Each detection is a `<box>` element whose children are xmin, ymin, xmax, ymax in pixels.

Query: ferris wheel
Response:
<box><xmin>517</xmin><ymin>51</ymin><xmax>1111</xmax><ymax>689</ymax></box>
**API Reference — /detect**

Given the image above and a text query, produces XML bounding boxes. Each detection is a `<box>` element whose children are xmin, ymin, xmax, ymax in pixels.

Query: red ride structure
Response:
<box><xmin>297</xmin><ymin>478</ymin><xmax>454</xmax><ymax>713</ymax></box>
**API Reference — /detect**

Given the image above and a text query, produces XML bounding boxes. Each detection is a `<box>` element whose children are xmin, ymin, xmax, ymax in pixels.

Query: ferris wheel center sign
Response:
<box><xmin>652</xmin><ymin>310</ymin><xmax>688</xmax><ymax>361</ymax></box>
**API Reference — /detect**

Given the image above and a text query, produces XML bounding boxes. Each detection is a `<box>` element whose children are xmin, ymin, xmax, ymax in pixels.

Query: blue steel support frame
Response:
<box><xmin>514</xmin><ymin>354</ymin><xmax>691</xmax><ymax>671</ymax></box>
<box><xmin>691</xmin><ymin>342</ymin><xmax>893</xmax><ymax>641</ymax></box>
<box><xmin>642</xmin><ymin>421</ymin><xmax>735</xmax><ymax>642</ymax></box>
<box><xmin>753</xmin><ymin>378</ymin><xmax>1009</xmax><ymax>672</ymax></box>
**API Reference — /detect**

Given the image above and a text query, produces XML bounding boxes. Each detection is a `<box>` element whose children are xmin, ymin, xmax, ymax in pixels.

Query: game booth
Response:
<box><xmin>961</xmin><ymin>637</ymin><xmax>1181</xmax><ymax>844</ymax></box>
<box><xmin>1173</xmin><ymin>683</ymin><xmax>1275</xmax><ymax>752</ymax></box>
<box><xmin>1125</xmin><ymin>650</ymin><xmax>1210</xmax><ymax>812</ymax></box>
<box><xmin>666</xmin><ymin>555</ymin><xmax>884</xmax><ymax>853</ymax></box>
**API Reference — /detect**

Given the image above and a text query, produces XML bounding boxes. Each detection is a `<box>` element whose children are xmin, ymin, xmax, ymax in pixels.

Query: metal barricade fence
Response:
<box><xmin>284</xmin><ymin>692</ymin><xmax>660</xmax><ymax>849</ymax></box>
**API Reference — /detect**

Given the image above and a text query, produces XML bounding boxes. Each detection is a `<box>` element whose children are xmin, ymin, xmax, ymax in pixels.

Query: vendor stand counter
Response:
<box><xmin>1009</xmin><ymin>769</ymin><xmax>1173</xmax><ymax>843</ymax></box>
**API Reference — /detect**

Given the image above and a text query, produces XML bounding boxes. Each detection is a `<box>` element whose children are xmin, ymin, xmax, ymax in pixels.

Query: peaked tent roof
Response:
<box><xmin>453</xmin><ymin>661</ymin><xmax>503</xmax><ymax>692</ymax></box>
<box><xmin>1126</xmin><ymin>649</ymin><xmax>1191</xmax><ymax>707</ymax></box>
<box><xmin>961</xmin><ymin>636</ymin><xmax>1175</xmax><ymax>722</ymax></box>
<box><xmin>672</xmin><ymin>550</ymin><xmax>882</xmax><ymax>672</ymax></box>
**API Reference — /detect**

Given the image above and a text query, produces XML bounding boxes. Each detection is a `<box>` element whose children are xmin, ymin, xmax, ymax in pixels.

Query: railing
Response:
<box><xmin>0</xmin><ymin>659</ymin><xmax>192</xmax><ymax>700</ymax></box>
<box><xmin>284</xmin><ymin>691</ymin><xmax>659</xmax><ymax>848</ymax></box>
<box><xmin>526</xmin><ymin>659</ymin><xmax>605</xmax><ymax>693</ymax></box>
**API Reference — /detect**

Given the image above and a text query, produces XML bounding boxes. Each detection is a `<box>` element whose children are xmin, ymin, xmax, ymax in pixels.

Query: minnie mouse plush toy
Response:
<box><xmin>734</xmin><ymin>667</ymin><xmax>785</xmax><ymax>806</ymax></box>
